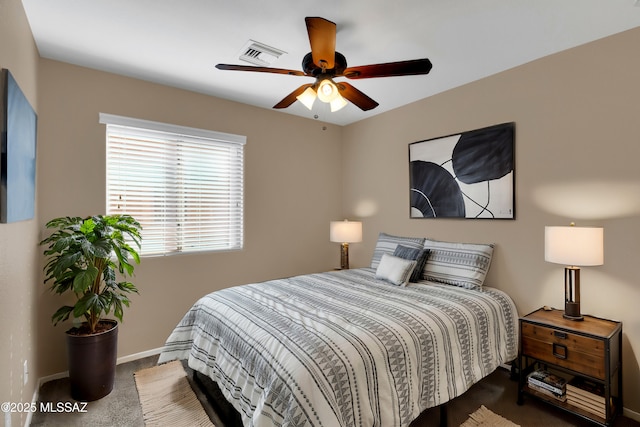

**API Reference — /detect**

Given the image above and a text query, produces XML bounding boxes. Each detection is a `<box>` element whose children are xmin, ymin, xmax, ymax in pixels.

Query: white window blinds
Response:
<box><xmin>100</xmin><ymin>113</ymin><xmax>246</xmax><ymax>256</ymax></box>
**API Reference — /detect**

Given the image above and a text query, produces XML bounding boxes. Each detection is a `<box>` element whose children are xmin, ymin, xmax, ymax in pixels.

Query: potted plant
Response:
<box><xmin>40</xmin><ymin>214</ymin><xmax>142</xmax><ymax>401</ymax></box>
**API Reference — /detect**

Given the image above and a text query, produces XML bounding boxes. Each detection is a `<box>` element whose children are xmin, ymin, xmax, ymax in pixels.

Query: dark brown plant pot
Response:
<box><xmin>66</xmin><ymin>320</ymin><xmax>118</xmax><ymax>401</ymax></box>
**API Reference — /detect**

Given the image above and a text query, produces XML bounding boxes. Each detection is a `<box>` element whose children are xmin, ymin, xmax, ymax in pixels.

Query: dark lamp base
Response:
<box><xmin>562</xmin><ymin>313</ymin><xmax>584</xmax><ymax>321</ymax></box>
<box><xmin>339</xmin><ymin>243</ymin><xmax>350</xmax><ymax>270</ymax></box>
<box><xmin>564</xmin><ymin>301</ymin><xmax>584</xmax><ymax>321</ymax></box>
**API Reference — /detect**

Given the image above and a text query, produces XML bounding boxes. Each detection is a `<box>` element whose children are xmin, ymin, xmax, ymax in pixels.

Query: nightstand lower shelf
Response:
<box><xmin>520</xmin><ymin>375</ymin><xmax>615</xmax><ymax>426</ymax></box>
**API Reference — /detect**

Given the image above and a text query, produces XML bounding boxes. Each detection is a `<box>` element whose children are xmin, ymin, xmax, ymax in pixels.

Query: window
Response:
<box><xmin>100</xmin><ymin>113</ymin><xmax>245</xmax><ymax>256</ymax></box>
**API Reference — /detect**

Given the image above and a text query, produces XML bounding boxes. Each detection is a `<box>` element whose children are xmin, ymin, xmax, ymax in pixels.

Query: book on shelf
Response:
<box><xmin>566</xmin><ymin>392</ymin><xmax>607</xmax><ymax>418</ymax></box>
<box><xmin>566</xmin><ymin>377</ymin><xmax>606</xmax><ymax>405</ymax></box>
<box><xmin>528</xmin><ymin>382</ymin><xmax>567</xmax><ymax>402</ymax></box>
<box><xmin>527</xmin><ymin>369</ymin><xmax>568</xmax><ymax>395</ymax></box>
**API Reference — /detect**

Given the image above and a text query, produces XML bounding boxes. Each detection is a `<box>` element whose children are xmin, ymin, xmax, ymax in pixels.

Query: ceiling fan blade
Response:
<box><xmin>343</xmin><ymin>58</ymin><xmax>432</xmax><ymax>79</ymax></box>
<box><xmin>337</xmin><ymin>82</ymin><xmax>379</xmax><ymax>111</ymax></box>
<box><xmin>305</xmin><ymin>17</ymin><xmax>336</xmax><ymax>69</ymax></box>
<box><xmin>273</xmin><ymin>84</ymin><xmax>314</xmax><ymax>109</ymax></box>
<box><xmin>216</xmin><ymin>64</ymin><xmax>306</xmax><ymax>76</ymax></box>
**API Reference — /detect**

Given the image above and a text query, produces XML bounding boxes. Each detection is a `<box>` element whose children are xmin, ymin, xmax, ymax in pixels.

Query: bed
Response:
<box><xmin>159</xmin><ymin>234</ymin><xmax>518</xmax><ymax>427</ymax></box>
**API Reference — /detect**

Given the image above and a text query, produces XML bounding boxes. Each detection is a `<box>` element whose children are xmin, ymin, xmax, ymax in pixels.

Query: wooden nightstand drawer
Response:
<box><xmin>521</xmin><ymin>323</ymin><xmax>605</xmax><ymax>379</ymax></box>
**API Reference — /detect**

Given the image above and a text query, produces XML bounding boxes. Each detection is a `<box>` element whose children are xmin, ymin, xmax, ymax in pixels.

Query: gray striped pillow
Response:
<box><xmin>370</xmin><ymin>233</ymin><xmax>425</xmax><ymax>270</ymax></box>
<box><xmin>422</xmin><ymin>238</ymin><xmax>494</xmax><ymax>289</ymax></box>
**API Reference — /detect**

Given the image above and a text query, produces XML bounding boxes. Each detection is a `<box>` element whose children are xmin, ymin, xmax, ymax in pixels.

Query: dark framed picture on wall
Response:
<box><xmin>409</xmin><ymin>122</ymin><xmax>515</xmax><ymax>219</ymax></box>
<box><xmin>1</xmin><ymin>68</ymin><xmax>38</xmax><ymax>223</ymax></box>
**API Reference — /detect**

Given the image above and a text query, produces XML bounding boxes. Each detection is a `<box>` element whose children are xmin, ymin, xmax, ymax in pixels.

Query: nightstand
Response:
<box><xmin>518</xmin><ymin>308</ymin><xmax>622</xmax><ymax>427</ymax></box>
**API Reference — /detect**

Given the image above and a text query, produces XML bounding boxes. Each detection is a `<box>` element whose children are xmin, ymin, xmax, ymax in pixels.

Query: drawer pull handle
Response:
<box><xmin>553</xmin><ymin>343</ymin><xmax>568</xmax><ymax>360</ymax></box>
<box><xmin>554</xmin><ymin>331</ymin><xmax>567</xmax><ymax>339</ymax></box>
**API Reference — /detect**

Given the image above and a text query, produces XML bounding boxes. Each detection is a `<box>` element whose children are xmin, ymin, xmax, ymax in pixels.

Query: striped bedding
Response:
<box><xmin>159</xmin><ymin>268</ymin><xmax>518</xmax><ymax>427</ymax></box>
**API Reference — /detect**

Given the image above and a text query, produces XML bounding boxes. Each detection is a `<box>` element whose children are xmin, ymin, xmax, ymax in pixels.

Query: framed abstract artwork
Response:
<box><xmin>409</xmin><ymin>122</ymin><xmax>515</xmax><ymax>219</ymax></box>
<box><xmin>1</xmin><ymin>68</ymin><xmax>38</xmax><ymax>223</ymax></box>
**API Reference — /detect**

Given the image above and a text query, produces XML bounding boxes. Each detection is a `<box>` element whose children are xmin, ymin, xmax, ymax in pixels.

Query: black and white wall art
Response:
<box><xmin>409</xmin><ymin>122</ymin><xmax>515</xmax><ymax>219</ymax></box>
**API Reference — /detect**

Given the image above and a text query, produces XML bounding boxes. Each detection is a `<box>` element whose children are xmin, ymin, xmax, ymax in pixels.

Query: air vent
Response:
<box><xmin>239</xmin><ymin>40</ymin><xmax>286</xmax><ymax>66</ymax></box>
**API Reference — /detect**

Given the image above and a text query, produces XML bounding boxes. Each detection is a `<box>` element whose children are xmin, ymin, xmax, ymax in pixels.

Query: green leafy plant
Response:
<box><xmin>40</xmin><ymin>215</ymin><xmax>142</xmax><ymax>334</ymax></box>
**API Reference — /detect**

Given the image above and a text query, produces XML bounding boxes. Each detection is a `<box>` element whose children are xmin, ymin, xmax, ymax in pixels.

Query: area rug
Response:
<box><xmin>460</xmin><ymin>405</ymin><xmax>520</xmax><ymax>427</ymax></box>
<box><xmin>134</xmin><ymin>360</ymin><xmax>214</xmax><ymax>427</ymax></box>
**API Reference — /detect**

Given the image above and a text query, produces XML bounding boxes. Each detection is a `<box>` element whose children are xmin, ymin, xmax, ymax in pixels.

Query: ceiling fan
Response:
<box><xmin>216</xmin><ymin>17</ymin><xmax>432</xmax><ymax>112</ymax></box>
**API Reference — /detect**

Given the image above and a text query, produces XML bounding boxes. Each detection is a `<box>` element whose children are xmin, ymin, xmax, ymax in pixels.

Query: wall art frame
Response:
<box><xmin>1</xmin><ymin>68</ymin><xmax>38</xmax><ymax>223</ymax></box>
<box><xmin>408</xmin><ymin>122</ymin><xmax>515</xmax><ymax>219</ymax></box>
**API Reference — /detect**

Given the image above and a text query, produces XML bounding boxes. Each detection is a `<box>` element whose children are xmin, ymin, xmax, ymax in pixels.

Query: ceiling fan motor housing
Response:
<box><xmin>302</xmin><ymin>52</ymin><xmax>347</xmax><ymax>76</ymax></box>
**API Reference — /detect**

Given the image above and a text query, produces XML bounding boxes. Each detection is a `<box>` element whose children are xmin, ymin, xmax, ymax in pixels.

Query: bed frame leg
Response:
<box><xmin>439</xmin><ymin>402</ymin><xmax>448</xmax><ymax>427</ymax></box>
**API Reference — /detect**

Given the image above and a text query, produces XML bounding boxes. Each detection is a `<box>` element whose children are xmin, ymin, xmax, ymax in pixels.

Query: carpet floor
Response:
<box><xmin>31</xmin><ymin>355</ymin><xmax>640</xmax><ymax>427</ymax></box>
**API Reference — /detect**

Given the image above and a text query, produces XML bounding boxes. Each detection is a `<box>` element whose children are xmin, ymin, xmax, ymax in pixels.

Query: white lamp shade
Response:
<box><xmin>296</xmin><ymin>86</ymin><xmax>317</xmax><ymax>110</ymax></box>
<box><xmin>545</xmin><ymin>226</ymin><xmax>604</xmax><ymax>266</ymax></box>
<box><xmin>330</xmin><ymin>94</ymin><xmax>348</xmax><ymax>112</ymax></box>
<box><xmin>317</xmin><ymin>79</ymin><xmax>339</xmax><ymax>103</ymax></box>
<box><xmin>330</xmin><ymin>220</ymin><xmax>362</xmax><ymax>243</ymax></box>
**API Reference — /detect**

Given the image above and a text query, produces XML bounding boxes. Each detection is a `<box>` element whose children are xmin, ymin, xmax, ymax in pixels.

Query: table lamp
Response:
<box><xmin>544</xmin><ymin>223</ymin><xmax>604</xmax><ymax>320</ymax></box>
<box><xmin>330</xmin><ymin>220</ymin><xmax>362</xmax><ymax>269</ymax></box>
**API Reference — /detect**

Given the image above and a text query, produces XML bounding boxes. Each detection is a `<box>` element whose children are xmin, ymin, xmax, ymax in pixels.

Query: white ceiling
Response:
<box><xmin>21</xmin><ymin>0</ymin><xmax>640</xmax><ymax>126</ymax></box>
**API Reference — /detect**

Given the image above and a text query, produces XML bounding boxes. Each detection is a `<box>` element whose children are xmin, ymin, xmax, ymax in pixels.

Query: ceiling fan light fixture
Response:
<box><xmin>296</xmin><ymin>86</ymin><xmax>317</xmax><ymax>110</ymax></box>
<box><xmin>317</xmin><ymin>78</ymin><xmax>339</xmax><ymax>103</ymax></box>
<box><xmin>330</xmin><ymin>94</ymin><xmax>348</xmax><ymax>112</ymax></box>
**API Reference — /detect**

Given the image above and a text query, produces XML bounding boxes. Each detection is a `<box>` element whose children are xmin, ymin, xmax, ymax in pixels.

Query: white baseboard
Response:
<box><xmin>624</xmin><ymin>407</ymin><xmax>640</xmax><ymax>422</ymax></box>
<box><xmin>24</xmin><ymin>347</ymin><xmax>163</xmax><ymax>427</ymax></box>
<box><xmin>116</xmin><ymin>347</ymin><xmax>163</xmax><ymax>365</ymax></box>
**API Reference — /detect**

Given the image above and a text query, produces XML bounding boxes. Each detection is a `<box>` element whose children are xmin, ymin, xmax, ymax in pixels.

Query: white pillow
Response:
<box><xmin>375</xmin><ymin>253</ymin><xmax>417</xmax><ymax>287</ymax></box>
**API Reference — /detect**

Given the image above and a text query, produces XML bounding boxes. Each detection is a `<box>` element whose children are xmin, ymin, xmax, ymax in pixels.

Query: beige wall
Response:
<box><xmin>4</xmin><ymin>0</ymin><xmax>639</xmax><ymax>419</ymax></box>
<box><xmin>342</xmin><ymin>27</ymin><xmax>640</xmax><ymax>414</ymax></box>
<box><xmin>35</xmin><ymin>59</ymin><xmax>344</xmax><ymax>376</ymax></box>
<box><xmin>0</xmin><ymin>0</ymin><xmax>41</xmax><ymax>426</ymax></box>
